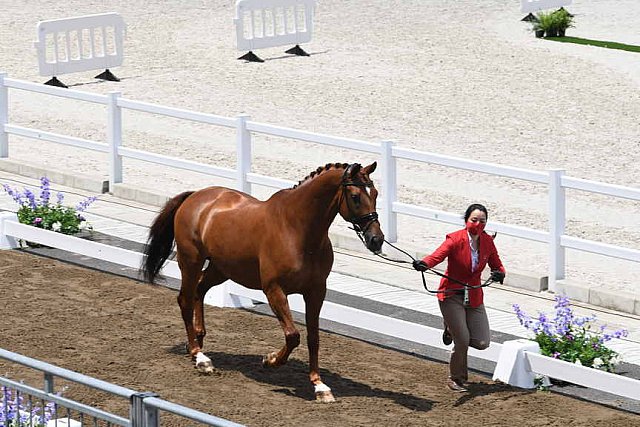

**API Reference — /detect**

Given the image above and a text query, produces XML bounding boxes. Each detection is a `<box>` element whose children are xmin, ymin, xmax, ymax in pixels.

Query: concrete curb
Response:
<box><xmin>0</xmin><ymin>159</ymin><xmax>108</xmax><ymax>194</ymax></box>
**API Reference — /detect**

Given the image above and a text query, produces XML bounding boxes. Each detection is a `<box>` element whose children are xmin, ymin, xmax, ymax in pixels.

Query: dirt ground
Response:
<box><xmin>0</xmin><ymin>251</ymin><xmax>638</xmax><ymax>427</ymax></box>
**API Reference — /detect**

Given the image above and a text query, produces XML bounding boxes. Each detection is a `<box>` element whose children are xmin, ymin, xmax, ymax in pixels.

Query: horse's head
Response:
<box><xmin>339</xmin><ymin>162</ymin><xmax>385</xmax><ymax>254</ymax></box>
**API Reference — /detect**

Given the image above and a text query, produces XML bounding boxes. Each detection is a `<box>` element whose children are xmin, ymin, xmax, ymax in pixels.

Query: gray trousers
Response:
<box><xmin>438</xmin><ymin>293</ymin><xmax>490</xmax><ymax>383</ymax></box>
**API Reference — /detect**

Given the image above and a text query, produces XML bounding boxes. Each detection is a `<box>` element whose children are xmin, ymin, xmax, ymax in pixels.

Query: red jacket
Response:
<box><xmin>422</xmin><ymin>229</ymin><xmax>505</xmax><ymax>307</ymax></box>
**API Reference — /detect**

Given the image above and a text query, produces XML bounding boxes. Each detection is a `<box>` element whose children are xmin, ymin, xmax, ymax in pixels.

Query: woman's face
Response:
<box><xmin>467</xmin><ymin>209</ymin><xmax>487</xmax><ymax>224</ymax></box>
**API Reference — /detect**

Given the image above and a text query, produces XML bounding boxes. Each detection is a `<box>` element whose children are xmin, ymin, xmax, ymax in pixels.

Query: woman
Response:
<box><xmin>413</xmin><ymin>203</ymin><xmax>505</xmax><ymax>392</ymax></box>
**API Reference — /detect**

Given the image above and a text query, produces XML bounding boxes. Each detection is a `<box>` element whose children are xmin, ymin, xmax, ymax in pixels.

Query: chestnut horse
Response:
<box><xmin>141</xmin><ymin>162</ymin><xmax>384</xmax><ymax>402</ymax></box>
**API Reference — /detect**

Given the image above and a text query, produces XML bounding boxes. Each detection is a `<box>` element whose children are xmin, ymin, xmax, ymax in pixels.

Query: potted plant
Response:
<box><xmin>513</xmin><ymin>295</ymin><xmax>628</xmax><ymax>375</ymax></box>
<box><xmin>554</xmin><ymin>8</ymin><xmax>574</xmax><ymax>37</ymax></box>
<box><xmin>2</xmin><ymin>177</ymin><xmax>97</xmax><ymax>246</ymax></box>
<box><xmin>533</xmin><ymin>9</ymin><xmax>574</xmax><ymax>38</ymax></box>
<box><xmin>531</xmin><ymin>20</ymin><xmax>545</xmax><ymax>38</ymax></box>
<box><xmin>533</xmin><ymin>11</ymin><xmax>557</xmax><ymax>38</ymax></box>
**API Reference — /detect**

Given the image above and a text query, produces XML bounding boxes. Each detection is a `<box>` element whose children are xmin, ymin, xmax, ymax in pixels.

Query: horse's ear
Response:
<box><xmin>348</xmin><ymin>163</ymin><xmax>362</xmax><ymax>177</ymax></box>
<box><xmin>363</xmin><ymin>161</ymin><xmax>377</xmax><ymax>175</ymax></box>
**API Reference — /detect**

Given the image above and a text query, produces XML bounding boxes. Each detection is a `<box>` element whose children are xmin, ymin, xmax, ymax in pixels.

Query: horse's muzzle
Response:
<box><xmin>365</xmin><ymin>232</ymin><xmax>384</xmax><ymax>254</ymax></box>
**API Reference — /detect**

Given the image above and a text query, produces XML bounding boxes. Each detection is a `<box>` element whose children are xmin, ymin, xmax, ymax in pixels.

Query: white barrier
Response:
<box><xmin>234</xmin><ymin>0</ymin><xmax>315</xmax><ymax>61</ymax></box>
<box><xmin>0</xmin><ymin>74</ymin><xmax>639</xmax><ymax>298</ymax></box>
<box><xmin>521</xmin><ymin>0</ymin><xmax>572</xmax><ymax>14</ymax></box>
<box><xmin>34</xmin><ymin>13</ymin><xmax>126</xmax><ymax>87</ymax></box>
<box><xmin>1</xmin><ymin>217</ymin><xmax>639</xmax><ymax>400</ymax></box>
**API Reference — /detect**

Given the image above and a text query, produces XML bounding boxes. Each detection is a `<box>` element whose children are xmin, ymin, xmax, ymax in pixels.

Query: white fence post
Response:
<box><xmin>0</xmin><ymin>72</ymin><xmax>8</xmax><ymax>158</ymax></box>
<box><xmin>0</xmin><ymin>212</ymin><xmax>19</xmax><ymax>250</ymax></box>
<box><xmin>380</xmin><ymin>140</ymin><xmax>397</xmax><ymax>242</ymax></box>
<box><xmin>548</xmin><ymin>168</ymin><xmax>566</xmax><ymax>292</ymax></box>
<box><xmin>108</xmin><ymin>91</ymin><xmax>123</xmax><ymax>189</ymax></box>
<box><xmin>236</xmin><ymin>114</ymin><xmax>252</xmax><ymax>193</ymax></box>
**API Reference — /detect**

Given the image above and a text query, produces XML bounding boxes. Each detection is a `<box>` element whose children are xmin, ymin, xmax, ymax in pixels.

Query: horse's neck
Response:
<box><xmin>280</xmin><ymin>172</ymin><xmax>341</xmax><ymax>244</ymax></box>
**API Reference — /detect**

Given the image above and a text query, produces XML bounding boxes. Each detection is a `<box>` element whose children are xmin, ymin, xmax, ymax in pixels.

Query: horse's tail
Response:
<box><xmin>142</xmin><ymin>191</ymin><xmax>195</xmax><ymax>283</ymax></box>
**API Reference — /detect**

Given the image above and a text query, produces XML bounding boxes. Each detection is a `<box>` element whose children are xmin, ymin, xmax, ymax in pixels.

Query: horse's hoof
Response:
<box><xmin>315</xmin><ymin>390</ymin><xmax>336</xmax><ymax>403</ymax></box>
<box><xmin>196</xmin><ymin>360</ymin><xmax>215</xmax><ymax>375</ymax></box>
<box><xmin>262</xmin><ymin>352</ymin><xmax>278</xmax><ymax>367</ymax></box>
<box><xmin>195</xmin><ymin>352</ymin><xmax>214</xmax><ymax>375</ymax></box>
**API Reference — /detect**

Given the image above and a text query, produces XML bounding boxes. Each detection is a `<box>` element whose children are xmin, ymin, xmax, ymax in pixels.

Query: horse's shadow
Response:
<box><xmin>202</xmin><ymin>350</ymin><xmax>436</xmax><ymax>412</ymax></box>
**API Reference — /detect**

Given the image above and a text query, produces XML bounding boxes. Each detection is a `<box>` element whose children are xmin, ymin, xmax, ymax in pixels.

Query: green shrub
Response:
<box><xmin>533</xmin><ymin>9</ymin><xmax>574</xmax><ymax>37</ymax></box>
<box><xmin>2</xmin><ymin>177</ymin><xmax>96</xmax><ymax>235</ymax></box>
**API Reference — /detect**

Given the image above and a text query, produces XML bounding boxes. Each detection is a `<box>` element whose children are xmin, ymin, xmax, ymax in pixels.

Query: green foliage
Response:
<box><xmin>2</xmin><ymin>177</ymin><xmax>96</xmax><ymax>236</ymax></box>
<box><xmin>532</xmin><ymin>8</ymin><xmax>574</xmax><ymax>36</ymax></box>
<box><xmin>16</xmin><ymin>203</ymin><xmax>86</xmax><ymax>235</ymax></box>
<box><xmin>545</xmin><ymin>37</ymin><xmax>640</xmax><ymax>53</ymax></box>
<box><xmin>514</xmin><ymin>295</ymin><xmax>628</xmax><ymax>373</ymax></box>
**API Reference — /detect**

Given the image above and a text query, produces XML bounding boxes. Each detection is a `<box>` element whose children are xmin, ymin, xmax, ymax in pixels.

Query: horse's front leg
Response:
<box><xmin>304</xmin><ymin>289</ymin><xmax>335</xmax><ymax>403</ymax></box>
<box><xmin>262</xmin><ymin>284</ymin><xmax>300</xmax><ymax>368</ymax></box>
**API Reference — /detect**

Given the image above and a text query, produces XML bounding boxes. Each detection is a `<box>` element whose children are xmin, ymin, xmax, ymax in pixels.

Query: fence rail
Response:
<box><xmin>0</xmin><ymin>73</ymin><xmax>638</xmax><ymax>294</ymax></box>
<box><xmin>0</xmin><ymin>346</ymin><xmax>244</xmax><ymax>427</ymax></box>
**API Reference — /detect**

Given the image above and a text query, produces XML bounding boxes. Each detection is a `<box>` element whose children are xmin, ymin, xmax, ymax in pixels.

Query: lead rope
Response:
<box><xmin>348</xmin><ymin>228</ymin><xmax>494</xmax><ymax>295</ymax></box>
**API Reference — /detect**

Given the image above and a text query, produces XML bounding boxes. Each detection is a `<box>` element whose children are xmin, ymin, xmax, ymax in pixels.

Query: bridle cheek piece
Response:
<box><xmin>340</xmin><ymin>179</ymin><xmax>379</xmax><ymax>238</ymax></box>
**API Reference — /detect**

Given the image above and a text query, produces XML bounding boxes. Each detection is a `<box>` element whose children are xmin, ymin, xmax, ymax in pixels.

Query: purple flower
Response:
<box><xmin>39</xmin><ymin>176</ymin><xmax>51</xmax><ymax>206</ymax></box>
<box><xmin>1</xmin><ymin>386</ymin><xmax>57</xmax><ymax>425</ymax></box>
<box><xmin>76</xmin><ymin>196</ymin><xmax>97</xmax><ymax>212</ymax></box>
<box><xmin>552</xmin><ymin>352</ymin><xmax>561</xmax><ymax>359</ymax></box>
<box><xmin>33</xmin><ymin>217</ymin><xmax>43</xmax><ymax>225</ymax></box>
<box><xmin>23</xmin><ymin>188</ymin><xmax>37</xmax><ymax>210</ymax></box>
<box><xmin>513</xmin><ymin>304</ymin><xmax>533</xmax><ymax>329</ymax></box>
<box><xmin>2</xmin><ymin>184</ymin><xmax>22</xmax><ymax>204</ymax></box>
<box><xmin>56</xmin><ymin>192</ymin><xmax>65</xmax><ymax>205</ymax></box>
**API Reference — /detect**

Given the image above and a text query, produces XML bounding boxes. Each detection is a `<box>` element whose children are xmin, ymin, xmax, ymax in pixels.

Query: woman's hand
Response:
<box><xmin>490</xmin><ymin>270</ymin><xmax>505</xmax><ymax>284</ymax></box>
<box><xmin>412</xmin><ymin>260</ymin><xmax>428</xmax><ymax>272</ymax></box>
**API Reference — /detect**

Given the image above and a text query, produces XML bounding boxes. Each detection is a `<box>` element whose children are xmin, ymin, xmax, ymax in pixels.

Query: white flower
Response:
<box><xmin>574</xmin><ymin>359</ymin><xmax>582</xmax><ymax>366</ymax></box>
<box><xmin>592</xmin><ymin>357</ymin><xmax>604</xmax><ymax>368</ymax></box>
<box><xmin>51</xmin><ymin>221</ymin><xmax>62</xmax><ymax>232</ymax></box>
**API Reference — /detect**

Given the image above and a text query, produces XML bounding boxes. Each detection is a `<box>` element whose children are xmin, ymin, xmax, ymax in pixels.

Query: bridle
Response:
<box><xmin>337</xmin><ymin>164</ymin><xmax>497</xmax><ymax>295</ymax></box>
<box><xmin>340</xmin><ymin>164</ymin><xmax>380</xmax><ymax>239</ymax></box>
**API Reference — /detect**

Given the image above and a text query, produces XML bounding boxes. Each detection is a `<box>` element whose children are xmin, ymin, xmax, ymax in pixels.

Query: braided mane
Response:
<box><xmin>292</xmin><ymin>163</ymin><xmax>349</xmax><ymax>189</ymax></box>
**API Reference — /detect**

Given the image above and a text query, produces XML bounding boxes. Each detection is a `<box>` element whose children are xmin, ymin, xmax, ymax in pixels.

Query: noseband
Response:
<box><xmin>340</xmin><ymin>165</ymin><xmax>379</xmax><ymax>236</ymax></box>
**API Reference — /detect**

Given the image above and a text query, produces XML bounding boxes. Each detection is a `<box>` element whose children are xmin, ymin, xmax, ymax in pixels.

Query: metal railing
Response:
<box><xmin>0</xmin><ymin>73</ymin><xmax>638</xmax><ymax>292</ymax></box>
<box><xmin>0</xmin><ymin>348</ymin><xmax>243</xmax><ymax>426</ymax></box>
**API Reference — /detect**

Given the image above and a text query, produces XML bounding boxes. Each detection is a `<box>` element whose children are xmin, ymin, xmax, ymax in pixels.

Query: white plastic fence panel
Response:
<box><xmin>234</xmin><ymin>0</ymin><xmax>315</xmax><ymax>51</ymax></box>
<box><xmin>521</xmin><ymin>0</ymin><xmax>572</xmax><ymax>13</ymax></box>
<box><xmin>525</xmin><ymin>351</ymin><xmax>640</xmax><ymax>401</ymax></box>
<box><xmin>35</xmin><ymin>13</ymin><xmax>126</xmax><ymax>77</ymax></box>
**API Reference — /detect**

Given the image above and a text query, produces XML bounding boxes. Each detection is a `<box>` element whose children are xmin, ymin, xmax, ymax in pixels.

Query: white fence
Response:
<box><xmin>234</xmin><ymin>0</ymin><xmax>315</xmax><ymax>53</ymax></box>
<box><xmin>0</xmin><ymin>73</ymin><xmax>639</xmax><ymax>294</ymax></box>
<box><xmin>34</xmin><ymin>13</ymin><xmax>125</xmax><ymax>80</ymax></box>
<box><xmin>0</xmin><ymin>213</ymin><xmax>639</xmax><ymax>402</ymax></box>
<box><xmin>521</xmin><ymin>0</ymin><xmax>572</xmax><ymax>14</ymax></box>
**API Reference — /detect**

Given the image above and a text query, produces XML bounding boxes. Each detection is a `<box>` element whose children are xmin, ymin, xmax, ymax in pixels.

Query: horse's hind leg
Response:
<box><xmin>262</xmin><ymin>283</ymin><xmax>300</xmax><ymax>368</ymax></box>
<box><xmin>194</xmin><ymin>263</ymin><xmax>227</xmax><ymax>348</ymax></box>
<box><xmin>176</xmin><ymin>254</ymin><xmax>215</xmax><ymax>374</ymax></box>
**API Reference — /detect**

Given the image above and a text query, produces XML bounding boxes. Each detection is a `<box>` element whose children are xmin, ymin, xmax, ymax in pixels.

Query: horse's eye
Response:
<box><xmin>351</xmin><ymin>194</ymin><xmax>360</xmax><ymax>204</ymax></box>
